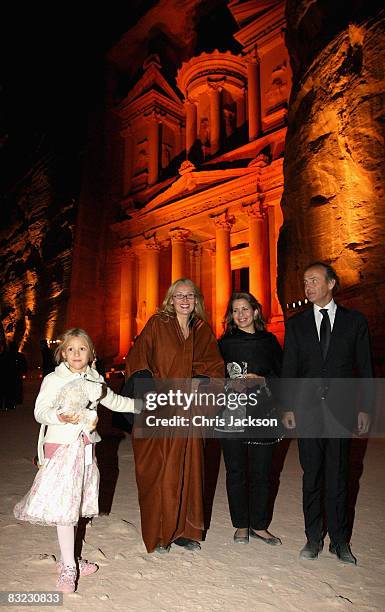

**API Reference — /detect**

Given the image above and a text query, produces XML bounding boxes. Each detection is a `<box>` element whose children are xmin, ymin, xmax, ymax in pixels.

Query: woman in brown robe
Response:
<box><xmin>125</xmin><ymin>278</ymin><xmax>224</xmax><ymax>553</ymax></box>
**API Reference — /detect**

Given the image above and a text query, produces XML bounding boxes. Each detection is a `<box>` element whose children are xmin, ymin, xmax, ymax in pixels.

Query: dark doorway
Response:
<box><xmin>232</xmin><ymin>267</ymin><xmax>249</xmax><ymax>292</ymax></box>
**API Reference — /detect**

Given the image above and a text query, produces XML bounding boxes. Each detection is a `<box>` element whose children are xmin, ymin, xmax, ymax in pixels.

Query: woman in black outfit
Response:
<box><xmin>218</xmin><ymin>292</ymin><xmax>282</xmax><ymax>545</ymax></box>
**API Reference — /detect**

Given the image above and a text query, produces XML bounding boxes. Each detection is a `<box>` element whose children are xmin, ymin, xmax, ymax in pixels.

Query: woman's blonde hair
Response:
<box><xmin>54</xmin><ymin>328</ymin><xmax>96</xmax><ymax>364</ymax></box>
<box><xmin>158</xmin><ymin>278</ymin><xmax>206</xmax><ymax>322</ymax></box>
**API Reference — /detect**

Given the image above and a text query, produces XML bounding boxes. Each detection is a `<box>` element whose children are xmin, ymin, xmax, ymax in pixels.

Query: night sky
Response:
<box><xmin>1</xmin><ymin>2</ymin><xmax>158</xmax><ymax>194</ymax></box>
<box><xmin>1</xmin><ymin>1</ymin><xmax>238</xmax><ymax>198</ymax></box>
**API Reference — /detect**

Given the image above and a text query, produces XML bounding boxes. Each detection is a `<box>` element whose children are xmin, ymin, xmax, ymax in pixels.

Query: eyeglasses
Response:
<box><xmin>173</xmin><ymin>293</ymin><xmax>196</xmax><ymax>301</ymax></box>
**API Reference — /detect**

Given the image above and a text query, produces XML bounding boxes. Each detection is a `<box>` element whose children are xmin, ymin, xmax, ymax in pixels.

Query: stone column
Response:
<box><xmin>185</xmin><ymin>99</ymin><xmax>197</xmax><ymax>155</ymax></box>
<box><xmin>145</xmin><ymin>235</ymin><xmax>161</xmax><ymax>318</ymax></box>
<box><xmin>236</xmin><ymin>88</ymin><xmax>246</xmax><ymax>128</ymax></box>
<box><xmin>190</xmin><ymin>245</ymin><xmax>202</xmax><ymax>287</ymax></box>
<box><xmin>118</xmin><ymin>246</ymin><xmax>135</xmax><ymax>360</ymax></box>
<box><xmin>267</xmin><ymin>203</ymin><xmax>283</xmax><ymax>319</ymax></box>
<box><xmin>247</xmin><ymin>203</ymin><xmax>270</xmax><ymax>320</ymax></box>
<box><xmin>147</xmin><ymin>113</ymin><xmax>160</xmax><ymax>185</ymax></box>
<box><xmin>170</xmin><ymin>229</ymin><xmax>191</xmax><ymax>281</ymax></box>
<box><xmin>247</xmin><ymin>52</ymin><xmax>261</xmax><ymax>141</ymax></box>
<box><xmin>176</xmin><ymin>121</ymin><xmax>184</xmax><ymax>156</ymax></box>
<box><xmin>136</xmin><ymin>251</ymin><xmax>147</xmax><ymax>335</ymax></box>
<box><xmin>213</xmin><ymin>213</ymin><xmax>235</xmax><ymax>336</ymax></box>
<box><xmin>208</xmin><ymin>84</ymin><xmax>222</xmax><ymax>155</ymax></box>
<box><xmin>120</xmin><ymin>126</ymin><xmax>133</xmax><ymax>196</ymax></box>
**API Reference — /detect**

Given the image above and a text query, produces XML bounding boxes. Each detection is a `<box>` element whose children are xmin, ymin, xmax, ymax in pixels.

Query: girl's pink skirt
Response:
<box><xmin>13</xmin><ymin>436</ymin><xmax>99</xmax><ymax>526</ymax></box>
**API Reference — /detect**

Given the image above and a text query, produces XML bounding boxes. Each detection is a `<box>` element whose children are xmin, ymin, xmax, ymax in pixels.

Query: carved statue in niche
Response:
<box><xmin>133</xmin><ymin>139</ymin><xmax>148</xmax><ymax>175</ymax></box>
<box><xmin>199</xmin><ymin>117</ymin><xmax>210</xmax><ymax>158</ymax></box>
<box><xmin>161</xmin><ymin>142</ymin><xmax>173</xmax><ymax>168</ymax></box>
<box><xmin>223</xmin><ymin>105</ymin><xmax>236</xmax><ymax>138</ymax></box>
<box><xmin>266</xmin><ymin>61</ymin><xmax>289</xmax><ymax>112</ymax></box>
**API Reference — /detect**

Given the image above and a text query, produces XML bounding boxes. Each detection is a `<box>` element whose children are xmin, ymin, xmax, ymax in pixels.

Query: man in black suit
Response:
<box><xmin>281</xmin><ymin>262</ymin><xmax>373</xmax><ymax>565</ymax></box>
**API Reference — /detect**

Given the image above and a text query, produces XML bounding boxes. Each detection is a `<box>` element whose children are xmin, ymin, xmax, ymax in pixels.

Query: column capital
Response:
<box><xmin>244</xmin><ymin>202</ymin><xmax>266</xmax><ymax>220</ymax></box>
<box><xmin>169</xmin><ymin>228</ymin><xmax>192</xmax><ymax>243</ymax></box>
<box><xmin>208</xmin><ymin>81</ymin><xmax>224</xmax><ymax>94</ymax></box>
<box><xmin>203</xmin><ymin>245</ymin><xmax>216</xmax><ymax>257</ymax></box>
<box><xmin>185</xmin><ymin>97</ymin><xmax>198</xmax><ymax>107</ymax></box>
<box><xmin>114</xmin><ymin>240</ymin><xmax>135</xmax><ymax>263</ymax></box>
<box><xmin>246</xmin><ymin>47</ymin><xmax>261</xmax><ymax>65</ymax></box>
<box><xmin>144</xmin><ymin>233</ymin><xmax>161</xmax><ymax>251</ymax></box>
<box><xmin>211</xmin><ymin>211</ymin><xmax>235</xmax><ymax>231</ymax></box>
<box><xmin>119</xmin><ymin>238</ymin><xmax>131</xmax><ymax>249</ymax></box>
<box><xmin>191</xmin><ymin>244</ymin><xmax>202</xmax><ymax>258</ymax></box>
<box><xmin>145</xmin><ymin>109</ymin><xmax>163</xmax><ymax>124</ymax></box>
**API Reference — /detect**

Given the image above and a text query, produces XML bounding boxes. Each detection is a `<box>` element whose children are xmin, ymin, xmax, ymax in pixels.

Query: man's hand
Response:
<box><xmin>357</xmin><ymin>411</ymin><xmax>371</xmax><ymax>435</ymax></box>
<box><xmin>282</xmin><ymin>411</ymin><xmax>296</xmax><ymax>430</ymax></box>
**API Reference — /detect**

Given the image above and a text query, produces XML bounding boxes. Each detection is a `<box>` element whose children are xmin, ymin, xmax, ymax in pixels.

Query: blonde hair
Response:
<box><xmin>54</xmin><ymin>328</ymin><xmax>96</xmax><ymax>365</ymax></box>
<box><xmin>158</xmin><ymin>278</ymin><xmax>206</xmax><ymax>322</ymax></box>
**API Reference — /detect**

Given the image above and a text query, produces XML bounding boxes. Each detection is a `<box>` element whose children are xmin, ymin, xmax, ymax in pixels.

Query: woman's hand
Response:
<box><xmin>243</xmin><ymin>373</ymin><xmax>266</xmax><ymax>386</ymax></box>
<box><xmin>243</xmin><ymin>373</ymin><xmax>264</xmax><ymax>380</ymax></box>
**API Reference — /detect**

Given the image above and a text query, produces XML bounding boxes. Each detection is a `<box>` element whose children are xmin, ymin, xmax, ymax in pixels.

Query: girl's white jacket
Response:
<box><xmin>35</xmin><ymin>362</ymin><xmax>137</xmax><ymax>465</ymax></box>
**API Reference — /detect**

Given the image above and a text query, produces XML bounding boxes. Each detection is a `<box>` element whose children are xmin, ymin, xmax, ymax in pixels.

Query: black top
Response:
<box><xmin>218</xmin><ymin>328</ymin><xmax>282</xmax><ymax>379</ymax></box>
<box><xmin>217</xmin><ymin>328</ymin><xmax>283</xmax><ymax>439</ymax></box>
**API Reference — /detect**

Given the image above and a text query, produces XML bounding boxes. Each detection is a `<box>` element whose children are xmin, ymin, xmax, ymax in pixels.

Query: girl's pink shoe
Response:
<box><xmin>77</xmin><ymin>558</ymin><xmax>99</xmax><ymax>576</ymax></box>
<box><xmin>56</xmin><ymin>559</ymin><xmax>98</xmax><ymax>577</ymax></box>
<box><xmin>56</xmin><ymin>565</ymin><xmax>77</xmax><ymax>593</ymax></box>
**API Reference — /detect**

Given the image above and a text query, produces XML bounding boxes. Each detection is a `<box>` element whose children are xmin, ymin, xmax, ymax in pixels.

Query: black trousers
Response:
<box><xmin>298</xmin><ymin>438</ymin><xmax>351</xmax><ymax>544</ymax></box>
<box><xmin>221</xmin><ymin>438</ymin><xmax>274</xmax><ymax>530</ymax></box>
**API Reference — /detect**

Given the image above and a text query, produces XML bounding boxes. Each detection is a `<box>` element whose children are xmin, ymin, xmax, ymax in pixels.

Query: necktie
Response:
<box><xmin>319</xmin><ymin>308</ymin><xmax>331</xmax><ymax>360</ymax></box>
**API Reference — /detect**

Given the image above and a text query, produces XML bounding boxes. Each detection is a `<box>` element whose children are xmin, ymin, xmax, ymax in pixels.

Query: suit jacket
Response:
<box><xmin>281</xmin><ymin>305</ymin><xmax>373</xmax><ymax>436</ymax></box>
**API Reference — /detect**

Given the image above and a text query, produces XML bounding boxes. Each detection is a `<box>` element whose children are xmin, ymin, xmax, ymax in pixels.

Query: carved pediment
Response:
<box><xmin>142</xmin><ymin>167</ymin><xmax>256</xmax><ymax>213</ymax></box>
<box><xmin>119</xmin><ymin>56</ymin><xmax>182</xmax><ymax>110</ymax></box>
<box><xmin>228</xmin><ymin>0</ymin><xmax>282</xmax><ymax>28</ymax></box>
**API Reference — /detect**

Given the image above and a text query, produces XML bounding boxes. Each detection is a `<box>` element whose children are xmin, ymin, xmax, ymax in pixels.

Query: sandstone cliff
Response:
<box><xmin>278</xmin><ymin>1</ymin><xmax>385</xmax><ymax>372</ymax></box>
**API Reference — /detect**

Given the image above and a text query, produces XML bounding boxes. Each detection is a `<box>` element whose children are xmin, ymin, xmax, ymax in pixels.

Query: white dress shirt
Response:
<box><xmin>313</xmin><ymin>299</ymin><xmax>337</xmax><ymax>340</ymax></box>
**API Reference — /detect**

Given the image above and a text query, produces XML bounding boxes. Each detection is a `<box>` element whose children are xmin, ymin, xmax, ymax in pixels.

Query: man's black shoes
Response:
<box><xmin>299</xmin><ymin>540</ymin><xmax>323</xmax><ymax>560</ymax></box>
<box><xmin>329</xmin><ymin>542</ymin><xmax>357</xmax><ymax>565</ymax></box>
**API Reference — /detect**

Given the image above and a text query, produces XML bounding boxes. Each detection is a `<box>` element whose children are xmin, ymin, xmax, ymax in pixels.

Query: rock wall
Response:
<box><xmin>278</xmin><ymin>1</ymin><xmax>385</xmax><ymax>373</ymax></box>
<box><xmin>0</xmin><ymin>152</ymin><xmax>76</xmax><ymax>368</ymax></box>
<box><xmin>65</xmin><ymin>108</ymin><xmax>113</xmax><ymax>359</ymax></box>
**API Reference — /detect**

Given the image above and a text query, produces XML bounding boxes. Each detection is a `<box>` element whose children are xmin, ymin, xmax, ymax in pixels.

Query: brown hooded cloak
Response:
<box><xmin>126</xmin><ymin>312</ymin><xmax>224</xmax><ymax>552</ymax></box>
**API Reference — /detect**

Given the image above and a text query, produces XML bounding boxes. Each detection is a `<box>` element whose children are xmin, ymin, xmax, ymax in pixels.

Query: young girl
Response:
<box><xmin>14</xmin><ymin>328</ymin><xmax>141</xmax><ymax>593</ymax></box>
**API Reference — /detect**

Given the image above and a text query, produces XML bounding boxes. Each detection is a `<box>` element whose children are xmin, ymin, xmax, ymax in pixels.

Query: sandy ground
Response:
<box><xmin>1</xmin><ymin>380</ymin><xmax>384</xmax><ymax>612</ymax></box>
